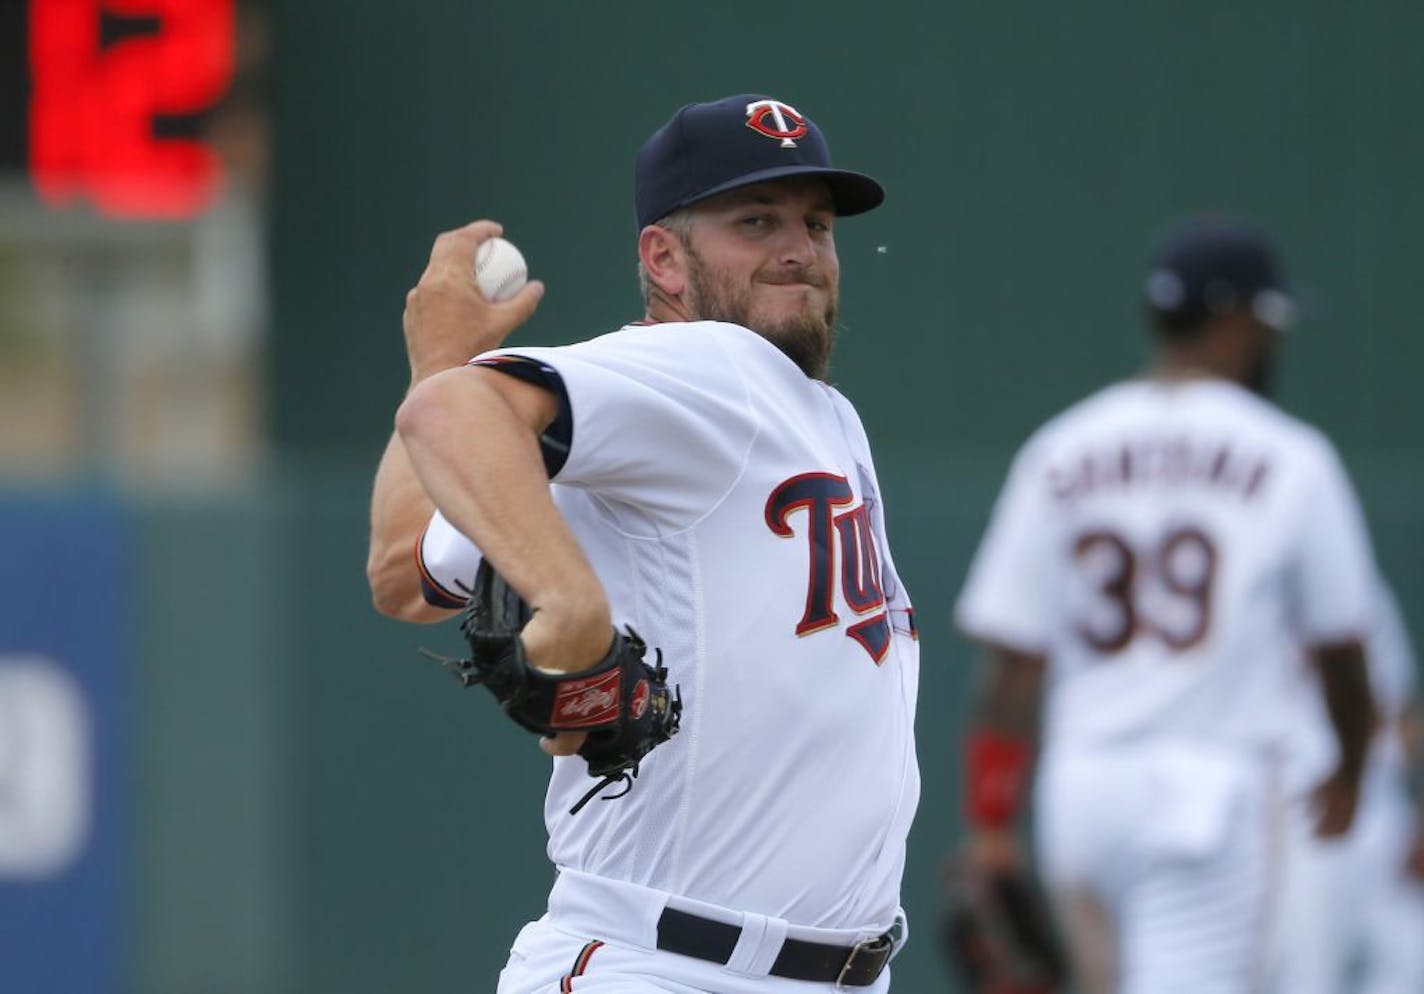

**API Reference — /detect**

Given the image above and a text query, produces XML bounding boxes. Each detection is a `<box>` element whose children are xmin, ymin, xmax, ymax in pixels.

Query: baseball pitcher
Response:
<box><xmin>368</xmin><ymin>95</ymin><xmax>919</xmax><ymax>992</ymax></box>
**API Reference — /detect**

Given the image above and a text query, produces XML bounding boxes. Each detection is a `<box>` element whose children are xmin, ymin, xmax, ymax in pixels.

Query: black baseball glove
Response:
<box><xmin>425</xmin><ymin>559</ymin><xmax>682</xmax><ymax>815</ymax></box>
<box><xmin>940</xmin><ymin>856</ymin><xmax>1067</xmax><ymax>994</ymax></box>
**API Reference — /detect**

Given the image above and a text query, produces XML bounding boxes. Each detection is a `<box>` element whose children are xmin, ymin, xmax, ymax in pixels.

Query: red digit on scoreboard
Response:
<box><xmin>29</xmin><ymin>0</ymin><xmax>235</xmax><ymax>219</ymax></box>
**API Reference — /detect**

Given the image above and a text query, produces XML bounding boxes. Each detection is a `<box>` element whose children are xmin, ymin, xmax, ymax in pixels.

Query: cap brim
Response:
<box><xmin>675</xmin><ymin>165</ymin><xmax>885</xmax><ymax>217</ymax></box>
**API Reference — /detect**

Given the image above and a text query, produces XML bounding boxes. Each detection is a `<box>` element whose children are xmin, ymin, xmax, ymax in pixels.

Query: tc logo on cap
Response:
<box><xmin>745</xmin><ymin>99</ymin><xmax>807</xmax><ymax>148</ymax></box>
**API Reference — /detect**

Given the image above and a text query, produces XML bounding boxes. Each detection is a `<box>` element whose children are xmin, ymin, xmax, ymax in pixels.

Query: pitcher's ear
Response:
<box><xmin>639</xmin><ymin>224</ymin><xmax>688</xmax><ymax>298</ymax></box>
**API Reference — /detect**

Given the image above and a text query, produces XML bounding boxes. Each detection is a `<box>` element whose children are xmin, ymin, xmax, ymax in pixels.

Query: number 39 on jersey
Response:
<box><xmin>1072</xmin><ymin>524</ymin><xmax>1219</xmax><ymax>655</ymax></box>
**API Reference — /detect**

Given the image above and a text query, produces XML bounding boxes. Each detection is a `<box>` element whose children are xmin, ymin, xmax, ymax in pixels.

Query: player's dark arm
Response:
<box><xmin>1309</xmin><ymin>638</ymin><xmax>1378</xmax><ymax>837</ymax></box>
<box><xmin>975</xmin><ymin>644</ymin><xmax>1047</xmax><ymax>735</ymax></box>
<box><xmin>963</xmin><ymin>642</ymin><xmax>1047</xmax><ymax>866</ymax></box>
<box><xmin>1399</xmin><ymin>698</ymin><xmax>1424</xmax><ymax>878</ymax></box>
<box><xmin>1404</xmin><ymin>699</ymin><xmax>1424</xmax><ymax>801</ymax></box>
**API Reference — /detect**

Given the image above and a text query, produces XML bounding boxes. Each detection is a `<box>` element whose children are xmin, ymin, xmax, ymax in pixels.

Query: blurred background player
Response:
<box><xmin>951</xmin><ymin>217</ymin><xmax>1379</xmax><ymax>994</ymax></box>
<box><xmin>1267</xmin><ymin>577</ymin><xmax>1424</xmax><ymax>994</ymax></box>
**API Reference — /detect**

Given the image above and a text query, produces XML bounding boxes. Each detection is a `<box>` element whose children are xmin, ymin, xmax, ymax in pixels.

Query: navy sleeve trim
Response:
<box><xmin>470</xmin><ymin>355</ymin><xmax>573</xmax><ymax>478</ymax></box>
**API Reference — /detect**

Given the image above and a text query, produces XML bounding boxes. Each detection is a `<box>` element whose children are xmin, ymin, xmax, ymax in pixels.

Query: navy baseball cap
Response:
<box><xmin>1144</xmin><ymin>218</ymin><xmax>1298</xmax><ymax>332</ymax></box>
<box><xmin>634</xmin><ymin>94</ymin><xmax>885</xmax><ymax>229</ymax></box>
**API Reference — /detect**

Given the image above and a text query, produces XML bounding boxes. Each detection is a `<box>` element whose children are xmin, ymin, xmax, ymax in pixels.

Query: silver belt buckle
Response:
<box><xmin>834</xmin><ymin>933</ymin><xmax>892</xmax><ymax>990</ymax></box>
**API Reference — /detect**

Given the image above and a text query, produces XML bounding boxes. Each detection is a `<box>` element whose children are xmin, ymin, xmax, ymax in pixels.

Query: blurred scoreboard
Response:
<box><xmin>2</xmin><ymin>0</ymin><xmax>237</xmax><ymax>219</ymax></box>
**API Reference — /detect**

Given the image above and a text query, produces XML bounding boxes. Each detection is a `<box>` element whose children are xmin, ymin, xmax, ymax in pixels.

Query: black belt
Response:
<box><xmin>656</xmin><ymin>907</ymin><xmax>898</xmax><ymax>987</ymax></box>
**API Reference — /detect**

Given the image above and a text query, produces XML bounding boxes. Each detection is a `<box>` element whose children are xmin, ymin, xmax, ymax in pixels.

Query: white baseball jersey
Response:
<box><xmin>956</xmin><ymin>378</ymin><xmax>1378</xmax><ymax>751</ymax></box>
<box><xmin>419</xmin><ymin>321</ymin><xmax>920</xmax><ymax>932</ymax></box>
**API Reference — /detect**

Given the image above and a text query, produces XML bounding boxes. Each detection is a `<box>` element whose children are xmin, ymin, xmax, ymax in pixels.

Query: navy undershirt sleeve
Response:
<box><xmin>469</xmin><ymin>356</ymin><xmax>573</xmax><ymax>477</ymax></box>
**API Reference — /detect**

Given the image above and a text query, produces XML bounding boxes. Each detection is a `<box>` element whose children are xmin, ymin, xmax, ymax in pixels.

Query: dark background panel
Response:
<box><xmin>0</xmin><ymin>0</ymin><xmax>26</xmax><ymax>171</ymax></box>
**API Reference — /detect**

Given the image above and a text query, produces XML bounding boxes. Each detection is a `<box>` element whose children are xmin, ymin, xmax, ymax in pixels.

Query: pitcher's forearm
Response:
<box><xmin>397</xmin><ymin>367</ymin><xmax>610</xmax><ymax>666</ymax></box>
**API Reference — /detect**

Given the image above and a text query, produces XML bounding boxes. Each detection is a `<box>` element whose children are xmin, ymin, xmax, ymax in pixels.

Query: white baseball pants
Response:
<box><xmin>1033</xmin><ymin>740</ymin><xmax>1279</xmax><ymax>994</ymax></box>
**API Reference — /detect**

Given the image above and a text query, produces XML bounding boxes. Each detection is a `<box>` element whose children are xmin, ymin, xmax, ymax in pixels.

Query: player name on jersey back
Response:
<box><xmin>1047</xmin><ymin>433</ymin><xmax>1271</xmax><ymax>506</ymax></box>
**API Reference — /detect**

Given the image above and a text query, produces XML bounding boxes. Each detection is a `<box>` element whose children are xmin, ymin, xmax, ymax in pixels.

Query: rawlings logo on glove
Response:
<box><xmin>552</xmin><ymin>673</ymin><xmax>622</xmax><ymax>726</ymax></box>
<box><xmin>423</xmin><ymin>560</ymin><xmax>682</xmax><ymax>815</ymax></box>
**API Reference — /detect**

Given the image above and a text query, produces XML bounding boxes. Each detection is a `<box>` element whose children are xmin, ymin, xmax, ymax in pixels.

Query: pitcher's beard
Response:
<box><xmin>762</xmin><ymin>314</ymin><xmax>838</xmax><ymax>382</ymax></box>
<box><xmin>684</xmin><ymin>249</ymin><xmax>837</xmax><ymax>380</ymax></box>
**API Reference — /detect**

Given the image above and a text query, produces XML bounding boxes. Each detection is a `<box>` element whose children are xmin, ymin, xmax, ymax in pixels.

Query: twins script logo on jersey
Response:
<box><xmin>745</xmin><ymin>99</ymin><xmax>808</xmax><ymax>148</ymax></box>
<box><xmin>766</xmin><ymin>472</ymin><xmax>892</xmax><ymax>663</ymax></box>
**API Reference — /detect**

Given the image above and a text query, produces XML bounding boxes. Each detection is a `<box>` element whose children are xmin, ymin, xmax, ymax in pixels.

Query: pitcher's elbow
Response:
<box><xmin>367</xmin><ymin>547</ymin><xmax>415</xmax><ymax>618</ymax></box>
<box><xmin>396</xmin><ymin>372</ymin><xmax>464</xmax><ymax>444</ymax></box>
<box><xmin>368</xmin><ymin>560</ymin><xmax>452</xmax><ymax>624</ymax></box>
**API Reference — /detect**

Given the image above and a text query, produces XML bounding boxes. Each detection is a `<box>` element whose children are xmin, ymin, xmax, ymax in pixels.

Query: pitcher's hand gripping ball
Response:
<box><xmin>426</xmin><ymin>560</ymin><xmax>682</xmax><ymax>814</ymax></box>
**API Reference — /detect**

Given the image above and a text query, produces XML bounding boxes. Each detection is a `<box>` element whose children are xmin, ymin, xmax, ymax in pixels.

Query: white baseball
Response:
<box><xmin>473</xmin><ymin>236</ymin><xmax>529</xmax><ymax>303</ymax></box>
